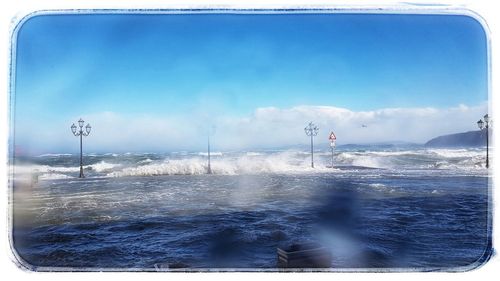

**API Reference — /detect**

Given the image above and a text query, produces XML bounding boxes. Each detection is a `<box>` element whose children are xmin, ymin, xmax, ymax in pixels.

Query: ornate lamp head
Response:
<box><xmin>483</xmin><ymin>114</ymin><xmax>489</xmax><ymax>124</ymax></box>
<box><xmin>477</xmin><ymin>119</ymin><xmax>484</xmax><ymax>130</ymax></box>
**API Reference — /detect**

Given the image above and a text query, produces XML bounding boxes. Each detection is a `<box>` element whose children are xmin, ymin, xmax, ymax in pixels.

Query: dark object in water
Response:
<box><xmin>277</xmin><ymin>242</ymin><xmax>332</xmax><ymax>268</ymax></box>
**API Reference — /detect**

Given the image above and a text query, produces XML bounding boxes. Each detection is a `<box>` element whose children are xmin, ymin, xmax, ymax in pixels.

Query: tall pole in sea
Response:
<box><xmin>304</xmin><ymin>122</ymin><xmax>319</xmax><ymax>168</ymax></box>
<box><xmin>206</xmin><ymin>125</ymin><xmax>216</xmax><ymax>174</ymax></box>
<box><xmin>477</xmin><ymin>114</ymin><xmax>491</xmax><ymax>168</ymax></box>
<box><xmin>71</xmin><ymin>118</ymin><xmax>91</xmax><ymax>178</ymax></box>
<box><xmin>207</xmin><ymin>135</ymin><xmax>212</xmax><ymax>174</ymax></box>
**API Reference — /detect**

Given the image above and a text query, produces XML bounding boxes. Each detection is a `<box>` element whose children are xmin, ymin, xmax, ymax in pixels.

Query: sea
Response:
<box><xmin>11</xmin><ymin>144</ymin><xmax>492</xmax><ymax>271</ymax></box>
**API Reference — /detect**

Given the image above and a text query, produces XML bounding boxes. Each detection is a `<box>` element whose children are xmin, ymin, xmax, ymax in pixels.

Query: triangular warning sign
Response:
<box><xmin>329</xmin><ymin>131</ymin><xmax>336</xmax><ymax>141</ymax></box>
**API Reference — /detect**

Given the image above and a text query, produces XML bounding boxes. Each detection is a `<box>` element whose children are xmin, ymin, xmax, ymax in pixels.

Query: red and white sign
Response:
<box><xmin>328</xmin><ymin>131</ymin><xmax>336</xmax><ymax>141</ymax></box>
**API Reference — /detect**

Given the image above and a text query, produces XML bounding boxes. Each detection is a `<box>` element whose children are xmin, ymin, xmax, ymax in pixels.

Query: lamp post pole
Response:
<box><xmin>80</xmin><ymin>132</ymin><xmax>83</xmax><ymax>175</ymax></box>
<box><xmin>304</xmin><ymin>122</ymin><xmax>319</xmax><ymax>168</ymax></box>
<box><xmin>487</xmin><ymin>122</ymin><xmax>489</xmax><ymax>168</ymax></box>
<box><xmin>477</xmin><ymin>114</ymin><xmax>490</xmax><ymax>168</ymax></box>
<box><xmin>71</xmin><ymin>118</ymin><xmax>91</xmax><ymax>178</ymax></box>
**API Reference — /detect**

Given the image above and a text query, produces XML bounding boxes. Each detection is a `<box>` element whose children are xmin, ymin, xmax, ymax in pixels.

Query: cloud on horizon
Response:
<box><xmin>15</xmin><ymin>103</ymin><xmax>488</xmax><ymax>154</ymax></box>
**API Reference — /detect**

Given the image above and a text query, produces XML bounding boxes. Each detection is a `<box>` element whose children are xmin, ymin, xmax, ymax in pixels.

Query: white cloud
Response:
<box><xmin>213</xmin><ymin>103</ymin><xmax>487</xmax><ymax>149</ymax></box>
<box><xmin>15</xmin><ymin>103</ymin><xmax>488</xmax><ymax>153</ymax></box>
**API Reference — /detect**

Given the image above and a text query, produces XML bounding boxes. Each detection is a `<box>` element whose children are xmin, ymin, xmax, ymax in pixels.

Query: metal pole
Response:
<box><xmin>310</xmin><ymin>134</ymin><xmax>314</xmax><ymax>168</ymax></box>
<box><xmin>486</xmin><ymin>125</ymin><xmax>489</xmax><ymax>168</ymax></box>
<box><xmin>79</xmin><ymin>131</ymin><xmax>84</xmax><ymax>178</ymax></box>
<box><xmin>304</xmin><ymin>122</ymin><xmax>318</xmax><ymax>169</ymax></box>
<box><xmin>331</xmin><ymin>146</ymin><xmax>334</xmax><ymax>168</ymax></box>
<box><xmin>207</xmin><ymin>135</ymin><xmax>212</xmax><ymax>174</ymax></box>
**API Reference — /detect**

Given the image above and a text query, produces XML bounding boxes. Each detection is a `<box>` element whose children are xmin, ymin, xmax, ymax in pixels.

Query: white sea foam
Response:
<box><xmin>15</xmin><ymin>147</ymin><xmax>488</xmax><ymax>179</ymax></box>
<box><xmin>29</xmin><ymin>165</ymin><xmax>80</xmax><ymax>173</ymax></box>
<box><xmin>366</xmin><ymin>183</ymin><xmax>397</xmax><ymax>193</ymax></box>
<box><xmin>432</xmin><ymin>157</ymin><xmax>486</xmax><ymax>170</ymax></box>
<box><xmin>368</xmin><ymin>183</ymin><xmax>386</xmax><ymax>188</ymax></box>
<box><xmin>138</xmin><ymin>158</ymin><xmax>154</xmax><ymax>164</ymax></box>
<box><xmin>335</xmin><ymin>152</ymin><xmax>390</xmax><ymax>168</ymax></box>
<box><xmin>365</xmin><ymin>150</ymin><xmax>418</xmax><ymax>156</ymax></box>
<box><xmin>108</xmin><ymin>159</ymin><xmax>209</xmax><ymax>177</ymax></box>
<box><xmin>351</xmin><ymin>156</ymin><xmax>389</xmax><ymax>169</ymax></box>
<box><xmin>333</xmin><ymin>148</ymin><xmax>487</xmax><ymax>170</ymax></box>
<box><xmin>427</xmin><ymin>148</ymin><xmax>484</xmax><ymax>158</ymax></box>
<box><xmin>245</xmin><ymin>152</ymin><xmax>263</xmax><ymax>156</ymax></box>
<box><xmin>198</xmin><ymin>152</ymin><xmax>223</xmax><ymax>156</ymax></box>
<box><xmin>17</xmin><ymin>161</ymin><xmax>120</xmax><ymax>174</ymax></box>
<box><xmin>36</xmin><ymin>153</ymin><xmax>73</xmax><ymax>157</ymax></box>
<box><xmin>39</xmin><ymin>173</ymin><xmax>74</xmax><ymax>180</ymax></box>
<box><xmin>108</xmin><ymin>151</ymin><xmax>333</xmax><ymax>177</ymax></box>
<box><xmin>87</xmin><ymin>161</ymin><xmax>121</xmax><ymax>173</ymax></box>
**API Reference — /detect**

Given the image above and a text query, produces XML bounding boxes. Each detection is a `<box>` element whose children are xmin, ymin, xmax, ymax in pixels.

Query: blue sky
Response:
<box><xmin>13</xmin><ymin>13</ymin><xmax>488</xmax><ymax>153</ymax></box>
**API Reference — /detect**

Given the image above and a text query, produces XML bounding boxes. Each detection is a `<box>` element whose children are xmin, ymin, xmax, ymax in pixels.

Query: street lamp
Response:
<box><xmin>304</xmin><ymin>122</ymin><xmax>319</xmax><ymax>168</ymax></box>
<box><xmin>71</xmin><ymin>118</ymin><xmax>91</xmax><ymax>178</ymax></box>
<box><xmin>477</xmin><ymin>114</ymin><xmax>490</xmax><ymax>168</ymax></box>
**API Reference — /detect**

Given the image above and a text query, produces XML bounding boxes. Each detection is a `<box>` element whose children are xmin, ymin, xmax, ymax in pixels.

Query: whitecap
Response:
<box><xmin>39</xmin><ymin>173</ymin><xmax>74</xmax><ymax>180</ymax></box>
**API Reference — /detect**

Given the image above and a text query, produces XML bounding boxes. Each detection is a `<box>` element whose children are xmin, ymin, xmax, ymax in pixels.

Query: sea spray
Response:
<box><xmin>15</xmin><ymin>147</ymin><xmax>488</xmax><ymax>180</ymax></box>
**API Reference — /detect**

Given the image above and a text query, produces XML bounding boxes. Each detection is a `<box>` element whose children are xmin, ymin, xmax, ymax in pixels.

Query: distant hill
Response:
<box><xmin>425</xmin><ymin>130</ymin><xmax>488</xmax><ymax>147</ymax></box>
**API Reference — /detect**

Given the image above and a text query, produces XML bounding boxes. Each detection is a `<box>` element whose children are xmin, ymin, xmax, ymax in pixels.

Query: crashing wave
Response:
<box><xmin>15</xmin><ymin>148</ymin><xmax>488</xmax><ymax>179</ymax></box>
<box><xmin>108</xmin><ymin>152</ymin><xmax>334</xmax><ymax>177</ymax></box>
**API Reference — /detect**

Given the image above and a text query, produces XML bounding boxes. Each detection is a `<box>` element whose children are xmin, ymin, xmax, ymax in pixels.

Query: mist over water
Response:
<box><xmin>12</xmin><ymin>145</ymin><xmax>491</xmax><ymax>270</ymax></box>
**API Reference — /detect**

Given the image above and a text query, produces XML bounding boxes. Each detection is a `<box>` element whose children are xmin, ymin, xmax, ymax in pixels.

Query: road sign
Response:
<box><xmin>328</xmin><ymin>131</ymin><xmax>336</xmax><ymax>168</ymax></box>
<box><xmin>329</xmin><ymin>131</ymin><xmax>336</xmax><ymax>141</ymax></box>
